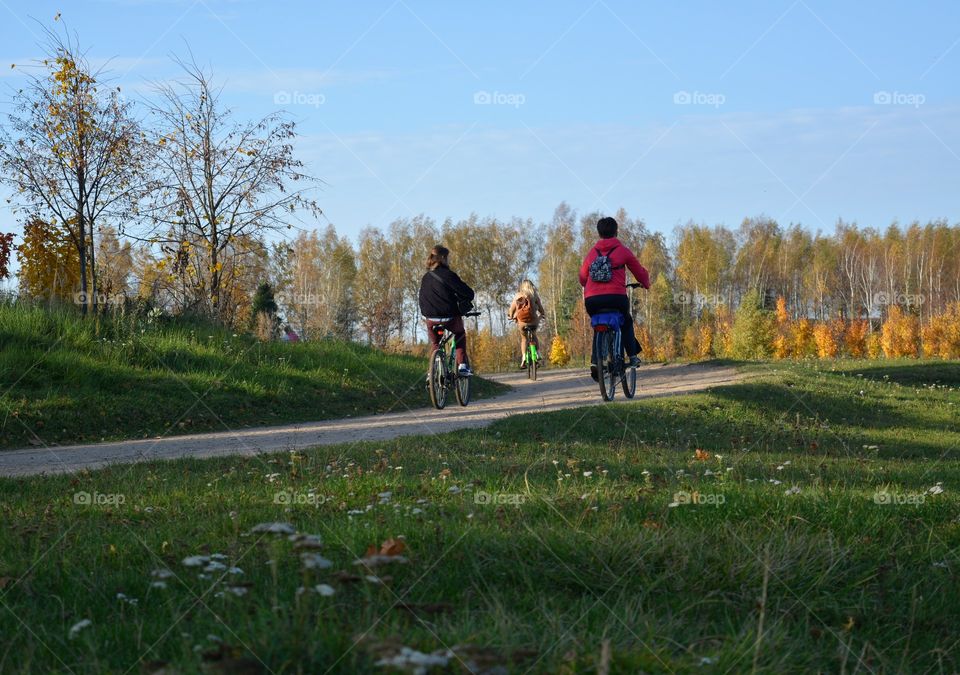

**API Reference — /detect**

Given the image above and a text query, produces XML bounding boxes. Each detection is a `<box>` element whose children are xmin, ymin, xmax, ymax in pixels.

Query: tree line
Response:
<box><xmin>2</xmin><ymin>25</ymin><xmax>959</xmax><ymax>365</ymax></box>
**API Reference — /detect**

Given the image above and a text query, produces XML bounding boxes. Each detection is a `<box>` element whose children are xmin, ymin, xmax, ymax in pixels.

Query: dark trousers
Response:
<box><xmin>585</xmin><ymin>294</ymin><xmax>640</xmax><ymax>359</ymax></box>
<box><xmin>425</xmin><ymin>317</ymin><xmax>468</xmax><ymax>366</ymax></box>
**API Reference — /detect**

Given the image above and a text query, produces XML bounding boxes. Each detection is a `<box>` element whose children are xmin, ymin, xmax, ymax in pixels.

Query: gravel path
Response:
<box><xmin>0</xmin><ymin>363</ymin><xmax>740</xmax><ymax>477</ymax></box>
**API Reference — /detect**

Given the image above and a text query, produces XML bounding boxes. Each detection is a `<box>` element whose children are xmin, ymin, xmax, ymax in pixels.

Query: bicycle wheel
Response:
<box><xmin>428</xmin><ymin>349</ymin><xmax>447</xmax><ymax>409</ymax></box>
<box><xmin>621</xmin><ymin>357</ymin><xmax>637</xmax><ymax>398</ymax></box>
<box><xmin>455</xmin><ymin>364</ymin><xmax>471</xmax><ymax>406</ymax></box>
<box><xmin>595</xmin><ymin>331</ymin><xmax>616</xmax><ymax>401</ymax></box>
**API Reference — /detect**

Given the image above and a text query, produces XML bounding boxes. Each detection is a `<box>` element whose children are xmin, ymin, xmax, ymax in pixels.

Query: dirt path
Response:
<box><xmin>0</xmin><ymin>363</ymin><xmax>740</xmax><ymax>477</ymax></box>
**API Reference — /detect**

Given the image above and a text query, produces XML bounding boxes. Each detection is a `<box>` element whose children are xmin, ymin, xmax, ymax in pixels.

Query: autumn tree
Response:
<box><xmin>16</xmin><ymin>217</ymin><xmax>80</xmax><ymax>301</ymax></box>
<box><xmin>142</xmin><ymin>57</ymin><xmax>319</xmax><ymax>323</ymax></box>
<box><xmin>0</xmin><ymin>233</ymin><xmax>13</xmax><ymax>281</ymax></box>
<box><xmin>0</xmin><ymin>28</ymin><xmax>146</xmax><ymax>314</ymax></box>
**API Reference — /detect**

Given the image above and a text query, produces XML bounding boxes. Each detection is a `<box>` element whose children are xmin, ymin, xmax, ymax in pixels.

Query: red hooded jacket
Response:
<box><xmin>578</xmin><ymin>237</ymin><xmax>651</xmax><ymax>298</ymax></box>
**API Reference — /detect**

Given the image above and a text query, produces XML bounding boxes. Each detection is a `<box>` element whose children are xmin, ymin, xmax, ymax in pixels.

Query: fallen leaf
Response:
<box><xmin>694</xmin><ymin>449</ymin><xmax>712</xmax><ymax>461</ymax></box>
<box><xmin>0</xmin><ymin>576</ymin><xmax>13</xmax><ymax>590</ymax></box>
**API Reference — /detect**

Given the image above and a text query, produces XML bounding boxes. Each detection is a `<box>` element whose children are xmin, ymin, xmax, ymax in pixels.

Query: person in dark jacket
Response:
<box><xmin>418</xmin><ymin>245</ymin><xmax>476</xmax><ymax>376</ymax></box>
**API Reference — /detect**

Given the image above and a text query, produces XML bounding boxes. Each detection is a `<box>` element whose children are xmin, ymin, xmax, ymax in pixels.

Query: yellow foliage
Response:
<box><xmin>844</xmin><ymin>320</ymin><xmax>869</xmax><ymax>358</ymax></box>
<box><xmin>866</xmin><ymin>332</ymin><xmax>882</xmax><ymax>359</ymax></box>
<box><xmin>922</xmin><ymin>303</ymin><xmax>960</xmax><ymax>358</ymax></box>
<box><xmin>881</xmin><ymin>306</ymin><xmax>920</xmax><ymax>358</ymax></box>
<box><xmin>775</xmin><ymin>296</ymin><xmax>789</xmax><ymax>325</ymax></box>
<box><xmin>812</xmin><ymin>322</ymin><xmax>839</xmax><ymax>358</ymax></box>
<box><xmin>548</xmin><ymin>334</ymin><xmax>572</xmax><ymax>367</ymax></box>
<box><xmin>792</xmin><ymin>318</ymin><xmax>815</xmax><ymax>358</ymax></box>
<box><xmin>17</xmin><ymin>219</ymin><xmax>80</xmax><ymax>301</ymax></box>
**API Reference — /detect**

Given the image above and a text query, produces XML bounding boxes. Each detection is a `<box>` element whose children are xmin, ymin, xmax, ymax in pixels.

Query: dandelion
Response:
<box><xmin>315</xmin><ymin>583</ymin><xmax>335</xmax><ymax>596</ymax></box>
<box><xmin>583</xmin><ymin>471</ymin><xmax>593</xmax><ymax>478</ymax></box>
<box><xmin>300</xmin><ymin>553</ymin><xmax>333</xmax><ymax>570</ymax></box>
<box><xmin>182</xmin><ymin>555</ymin><xmax>209</xmax><ymax>568</ymax></box>
<box><xmin>250</xmin><ymin>522</ymin><xmax>296</xmax><ymax>535</ymax></box>
<box><xmin>69</xmin><ymin>619</ymin><xmax>92</xmax><ymax>639</ymax></box>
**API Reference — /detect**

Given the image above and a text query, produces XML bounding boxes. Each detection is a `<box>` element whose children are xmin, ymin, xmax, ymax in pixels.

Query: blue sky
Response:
<box><xmin>1</xmin><ymin>0</ymin><xmax>959</xmax><ymax>254</ymax></box>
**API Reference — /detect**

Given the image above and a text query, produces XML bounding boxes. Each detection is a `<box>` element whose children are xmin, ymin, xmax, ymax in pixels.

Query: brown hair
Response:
<box><xmin>426</xmin><ymin>244</ymin><xmax>449</xmax><ymax>269</ymax></box>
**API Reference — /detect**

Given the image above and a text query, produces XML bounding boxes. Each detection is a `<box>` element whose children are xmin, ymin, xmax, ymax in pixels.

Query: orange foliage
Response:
<box><xmin>812</xmin><ymin>321</ymin><xmax>839</xmax><ymax>358</ymax></box>
<box><xmin>922</xmin><ymin>303</ymin><xmax>960</xmax><ymax>359</ymax></box>
<box><xmin>881</xmin><ymin>306</ymin><xmax>920</xmax><ymax>358</ymax></box>
<box><xmin>844</xmin><ymin>319</ymin><xmax>869</xmax><ymax>357</ymax></box>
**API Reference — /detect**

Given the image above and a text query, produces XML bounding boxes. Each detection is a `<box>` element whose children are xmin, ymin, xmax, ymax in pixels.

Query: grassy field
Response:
<box><xmin>0</xmin><ymin>359</ymin><xmax>957</xmax><ymax>673</ymax></box>
<box><xmin>0</xmin><ymin>304</ymin><xmax>505</xmax><ymax>450</ymax></box>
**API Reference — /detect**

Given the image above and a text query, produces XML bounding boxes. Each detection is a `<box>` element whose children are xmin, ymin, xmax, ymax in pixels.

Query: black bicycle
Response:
<box><xmin>428</xmin><ymin>312</ymin><xmax>481</xmax><ymax>409</ymax></box>
<box><xmin>590</xmin><ymin>283</ymin><xmax>643</xmax><ymax>401</ymax></box>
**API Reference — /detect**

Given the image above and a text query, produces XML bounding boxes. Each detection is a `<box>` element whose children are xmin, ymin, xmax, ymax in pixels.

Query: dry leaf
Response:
<box><xmin>694</xmin><ymin>449</ymin><xmax>712</xmax><ymax>461</ymax></box>
<box><xmin>0</xmin><ymin>576</ymin><xmax>13</xmax><ymax>590</ymax></box>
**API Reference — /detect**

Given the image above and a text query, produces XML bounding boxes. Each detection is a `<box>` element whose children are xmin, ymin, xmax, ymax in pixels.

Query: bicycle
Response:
<box><xmin>427</xmin><ymin>311</ymin><xmax>481</xmax><ymax>409</ymax></box>
<box><xmin>590</xmin><ymin>282</ymin><xmax>643</xmax><ymax>401</ymax></box>
<box><xmin>521</xmin><ymin>325</ymin><xmax>540</xmax><ymax>380</ymax></box>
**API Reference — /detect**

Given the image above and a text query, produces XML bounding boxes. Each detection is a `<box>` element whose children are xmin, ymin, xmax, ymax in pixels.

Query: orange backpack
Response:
<box><xmin>515</xmin><ymin>295</ymin><xmax>535</xmax><ymax>323</ymax></box>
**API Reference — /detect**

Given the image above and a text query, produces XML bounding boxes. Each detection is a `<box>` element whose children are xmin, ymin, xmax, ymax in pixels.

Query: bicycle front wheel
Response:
<box><xmin>428</xmin><ymin>349</ymin><xmax>448</xmax><ymax>409</ymax></box>
<box><xmin>455</xmin><ymin>367</ymin><xmax>471</xmax><ymax>406</ymax></box>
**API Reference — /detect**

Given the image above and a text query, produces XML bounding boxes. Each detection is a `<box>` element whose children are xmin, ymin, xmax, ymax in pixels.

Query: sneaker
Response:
<box><xmin>629</xmin><ymin>355</ymin><xmax>641</xmax><ymax>368</ymax></box>
<box><xmin>458</xmin><ymin>365</ymin><xmax>473</xmax><ymax>377</ymax></box>
<box><xmin>590</xmin><ymin>364</ymin><xmax>598</xmax><ymax>382</ymax></box>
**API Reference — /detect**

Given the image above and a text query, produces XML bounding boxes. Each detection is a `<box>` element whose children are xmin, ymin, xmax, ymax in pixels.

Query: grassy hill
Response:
<box><xmin>0</xmin><ymin>359</ymin><xmax>957</xmax><ymax>672</ymax></box>
<box><xmin>0</xmin><ymin>304</ymin><xmax>505</xmax><ymax>449</ymax></box>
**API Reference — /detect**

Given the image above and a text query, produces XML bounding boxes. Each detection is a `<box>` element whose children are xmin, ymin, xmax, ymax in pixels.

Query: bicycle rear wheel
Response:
<box><xmin>595</xmin><ymin>331</ymin><xmax>616</xmax><ymax>401</ymax></box>
<box><xmin>455</xmin><ymin>365</ymin><xmax>471</xmax><ymax>406</ymax></box>
<box><xmin>621</xmin><ymin>360</ymin><xmax>637</xmax><ymax>398</ymax></box>
<box><xmin>428</xmin><ymin>349</ymin><xmax>448</xmax><ymax>409</ymax></box>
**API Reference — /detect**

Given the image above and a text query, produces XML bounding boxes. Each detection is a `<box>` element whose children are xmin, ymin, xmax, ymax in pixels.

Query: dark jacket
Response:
<box><xmin>419</xmin><ymin>265</ymin><xmax>475</xmax><ymax>318</ymax></box>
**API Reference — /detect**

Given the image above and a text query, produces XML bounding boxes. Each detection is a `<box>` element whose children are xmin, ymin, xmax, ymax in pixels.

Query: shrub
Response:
<box><xmin>881</xmin><ymin>306</ymin><xmax>920</xmax><ymax>358</ymax></box>
<box><xmin>730</xmin><ymin>289</ymin><xmax>775</xmax><ymax>360</ymax></box>
<box><xmin>844</xmin><ymin>319</ymin><xmax>869</xmax><ymax>357</ymax></box>
<box><xmin>812</xmin><ymin>322</ymin><xmax>839</xmax><ymax>358</ymax></box>
<box><xmin>548</xmin><ymin>334</ymin><xmax>571</xmax><ymax>367</ymax></box>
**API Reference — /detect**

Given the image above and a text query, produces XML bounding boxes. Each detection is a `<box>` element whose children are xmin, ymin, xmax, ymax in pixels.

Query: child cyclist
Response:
<box><xmin>578</xmin><ymin>216</ymin><xmax>650</xmax><ymax>381</ymax></box>
<box><xmin>507</xmin><ymin>279</ymin><xmax>545</xmax><ymax>368</ymax></box>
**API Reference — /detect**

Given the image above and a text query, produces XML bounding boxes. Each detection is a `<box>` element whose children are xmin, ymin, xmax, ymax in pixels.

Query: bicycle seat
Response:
<box><xmin>590</xmin><ymin>312</ymin><xmax>623</xmax><ymax>328</ymax></box>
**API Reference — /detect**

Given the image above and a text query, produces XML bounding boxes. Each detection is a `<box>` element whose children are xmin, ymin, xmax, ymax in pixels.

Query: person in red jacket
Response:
<box><xmin>578</xmin><ymin>217</ymin><xmax>650</xmax><ymax>378</ymax></box>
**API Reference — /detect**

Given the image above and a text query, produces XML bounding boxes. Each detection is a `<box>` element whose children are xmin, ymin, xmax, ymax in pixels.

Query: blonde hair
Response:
<box><xmin>518</xmin><ymin>279</ymin><xmax>538</xmax><ymax>300</ymax></box>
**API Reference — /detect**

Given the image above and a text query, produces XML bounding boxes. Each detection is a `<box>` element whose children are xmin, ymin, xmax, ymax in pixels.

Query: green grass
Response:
<box><xmin>1</xmin><ymin>359</ymin><xmax>958</xmax><ymax>672</ymax></box>
<box><xmin>0</xmin><ymin>304</ymin><xmax>505</xmax><ymax>449</ymax></box>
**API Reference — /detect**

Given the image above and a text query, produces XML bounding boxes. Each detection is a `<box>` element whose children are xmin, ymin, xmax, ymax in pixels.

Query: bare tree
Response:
<box><xmin>142</xmin><ymin>56</ymin><xmax>320</xmax><ymax>322</ymax></box>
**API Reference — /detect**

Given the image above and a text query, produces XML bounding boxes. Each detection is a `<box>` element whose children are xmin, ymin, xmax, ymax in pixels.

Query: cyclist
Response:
<box><xmin>507</xmin><ymin>279</ymin><xmax>545</xmax><ymax>369</ymax></box>
<box><xmin>578</xmin><ymin>216</ymin><xmax>650</xmax><ymax>381</ymax></box>
<box><xmin>418</xmin><ymin>244</ymin><xmax>476</xmax><ymax>377</ymax></box>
